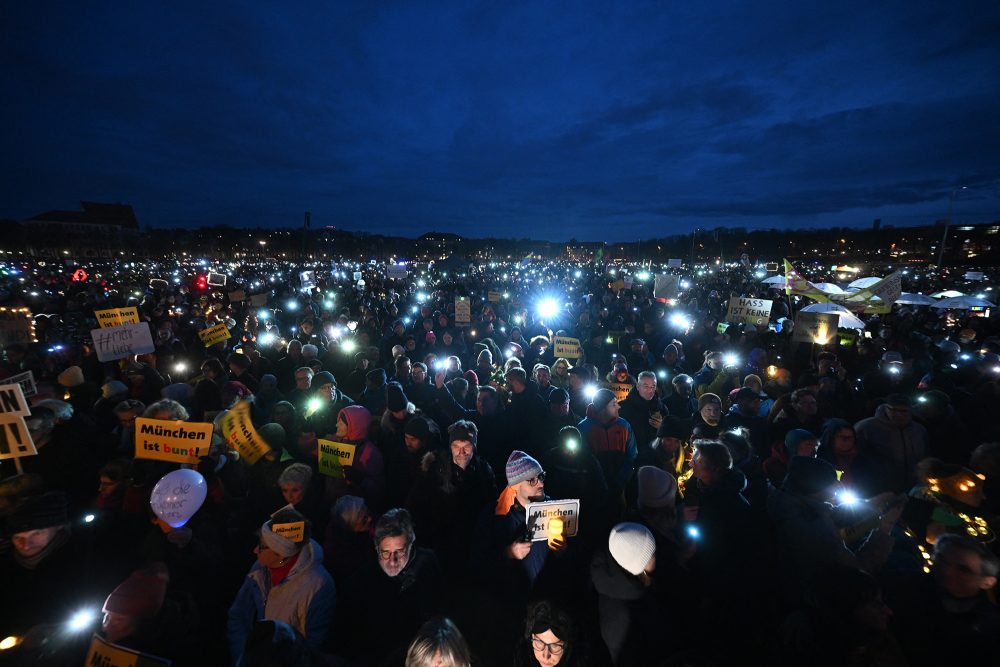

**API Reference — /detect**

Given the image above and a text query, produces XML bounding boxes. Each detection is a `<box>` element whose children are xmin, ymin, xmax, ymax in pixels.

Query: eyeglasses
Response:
<box><xmin>378</xmin><ymin>545</ymin><xmax>410</xmax><ymax>561</ymax></box>
<box><xmin>531</xmin><ymin>637</ymin><xmax>565</xmax><ymax>655</ymax></box>
<box><xmin>526</xmin><ymin>472</ymin><xmax>546</xmax><ymax>487</ymax></box>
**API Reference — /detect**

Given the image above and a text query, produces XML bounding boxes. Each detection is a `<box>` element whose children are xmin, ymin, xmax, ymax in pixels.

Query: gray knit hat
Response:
<box><xmin>608</xmin><ymin>522</ymin><xmax>656</xmax><ymax>576</ymax></box>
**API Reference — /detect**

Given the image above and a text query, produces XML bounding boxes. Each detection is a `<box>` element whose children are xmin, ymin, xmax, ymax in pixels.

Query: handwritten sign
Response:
<box><xmin>487</xmin><ymin>291</ymin><xmax>501</xmax><ymax>303</ymax></box>
<box><xmin>272</xmin><ymin>521</ymin><xmax>305</xmax><ymax>542</ymax></box>
<box><xmin>219</xmin><ymin>400</ymin><xmax>271</xmax><ymax>464</ymax></box>
<box><xmin>198</xmin><ymin>322</ymin><xmax>231</xmax><ymax>348</ymax></box>
<box><xmin>0</xmin><ymin>370</ymin><xmax>36</xmax><ymax>398</ymax></box>
<box><xmin>85</xmin><ymin>633</ymin><xmax>171</xmax><ymax>667</ymax></box>
<box><xmin>654</xmin><ymin>274</ymin><xmax>680</xmax><ymax>300</ymax></box>
<box><xmin>207</xmin><ymin>272</ymin><xmax>227</xmax><ymax>287</ymax></box>
<box><xmin>92</xmin><ymin>323</ymin><xmax>156</xmax><ymax>362</ymax></box>
<box><xmin>726</xmin><ymin>297</ymin><xmax>773</xmax><ymax>326</ymax></box>
<box><xmin>867</xmin><ymin>272</ymin><xmax>902</xmax><ymax>306</ymax></box>
<box><xmin>318</xmin><ymin>439</ymin><xmax>357</xmax><ymax>479</ymax></box>
<box><xmin>134</xmin><ymin>418</ymin><xmax>212</xmax><ymax>464</ymax></box>
<box><xmin>0</xmin><ymin>308</ymin><xmax>33</xmax><ymax>347</ymax></box>
<box><xmin>610</xmin><ymin>382</ymin><xmax>632</xmax><ymax>402</ymax></box>
<box><xmin>454</xmin><ymin>296</ymin><xmax>471</xmax><ymax>325</ymax></box>
<box><xmin>94</xmin><ymin>307</ymin><xmax>140</xmax><ymax>328</ymax></box>
<box><xmin>525</xmin><ymin>499</ymin><xmax>580</xmax><ymax>542</ymax></box>
<box><xmin>792</xmin><ymin>312</ymin><xmax>840</xmax><ymax>344</ymax></box>
<box><xmin>553</xmin><ymin>336</ymin><xmax>583</xmax><ymax>359</ymax></box>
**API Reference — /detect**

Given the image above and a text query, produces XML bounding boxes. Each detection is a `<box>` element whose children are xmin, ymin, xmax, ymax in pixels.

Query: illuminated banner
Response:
<box><xmin>134</xmin><ymin>418</ymin><xmax>212</xmax><ymax>464</ymax></box>
<box><xmin>95</xmin><ymin>307</ymin><xmax>140</xmax><ymax>328</ymax></box>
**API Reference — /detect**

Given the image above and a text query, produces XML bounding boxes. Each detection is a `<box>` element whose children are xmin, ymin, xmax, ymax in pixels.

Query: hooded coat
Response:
<box><xmin>325</xmin><ymin>405</ymin><xmax>385</xmax><ymax>509</ymax></box>
<box><xmin>227</xmin><ymin>540</ymin><xmax>336</xmax><ymax>663</ymax></box>
<box><xmin>854</xmin><ymin>404</ymin><xmax>929</xmax><ymax>492</ymax></box>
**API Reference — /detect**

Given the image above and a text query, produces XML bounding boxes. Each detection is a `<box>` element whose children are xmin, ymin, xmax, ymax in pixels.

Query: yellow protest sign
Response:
<box><xmin>198</xmin><ymin>321</ymin><xmax>231</xmax><ymax>347</ymax></box>
<box><xmin>553</xmin><ymin>336</ymin><xmax>582</xmax><ymax>359</ymax></box>
<box><xmin>134</xmin><ymin>417</ymin><xmax>212</xmax><ymax>464</ymax></box>
<box><xmin>272</xmin><ymin>521</ymin><xmax>305</xmax><ymax>542</ymax></box>
<box><xmin>487</xmin><ymin>291</ymin><xmax>501</xmax><ymax>303</ymax></box>
<box><xmin>220</xmin><ymin>400</ymin><xmax>271</xmax><ymax>464</ymax></box>
<box><xmin>85</xmin><ymin>633</ymin><xmax>170</xmax><ymax>667</ymax></box>
<box><xmin>95</xmin><ymin>307</ymin><xmax>141</xmax><ymax>328</ymax></box>
<box><xmin>610</xmin><ymin>382</ymin><xmax>632</xmax><ymax>402</ymax></box>
<box><xmin>318</xmin><ymin>439</ymin><xmax>357</xmax><ymax>478</ymax></box>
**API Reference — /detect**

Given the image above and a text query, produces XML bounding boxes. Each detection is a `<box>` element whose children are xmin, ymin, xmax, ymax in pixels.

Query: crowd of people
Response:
<box><xmin>0</xmin><ymin>255</ymin><xmax>998</xmax><ymax>666</ymax></box>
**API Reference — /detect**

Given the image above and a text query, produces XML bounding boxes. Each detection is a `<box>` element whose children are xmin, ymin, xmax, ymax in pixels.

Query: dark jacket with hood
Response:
<box><xmin>618</xmin><ymin>388</ymin><xmax>667</xmax><ymax>455</ymax></box>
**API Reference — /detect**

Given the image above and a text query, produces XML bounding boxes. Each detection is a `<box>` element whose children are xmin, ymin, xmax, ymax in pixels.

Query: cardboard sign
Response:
<box><xmin>553</xmin><ymin>336</ymin><xmax>583</xmax><ymax>359</ymax></box>
<box><xmin>198</xmin><ymin>322</ymin><xmax>231</xmax><ymax>348</ymax></box>
<box><xmin>94</xmin><ymin>307</ymin><xmax>140</xmax><ymax>328</ymax></box>
<box><xmin>454</xmin><ymin>296</ymin><xmax>471</xmax><ymax>325</ymax></box>
<box><xmin>85</xmin><ymin>633</ymin><xmax>171</xmax><ymax>667</ymax></box>
<box><xmin>134</xmin><ymin>418</ymin><xmax>212</xmax><ymax>464</ymax></box>
<box><xmin>487</xmin><ymin>291</ymin><xmax>501</xmax><ymax>303</ymax></box>
<box><xmin>353</xmin><ymin>271</ymin><xmax>362</xmax><ymax>281</ymax></box>
<box><xmin>525</xmin><ymin>499</ymin><xmax>581</xmax><ymax>542</ymax></box>
<box><xmin>318</xmin><ymin>439</ymin><xmax>357</xmax><ymax>478</ymax></box>
<box><xmin>207</xmin><ymin>272</ymin><xmax>227</xmax><ymax>287</ymax></box>
<box><xmin>726</xmin><ymin>297</ymin><xmax>773</xmax><ymax>326</ymax></box>
<box><xmin>610</xmin><ymin>382</ymin><xmax>632</xmax><ymax>402</ymax></box>
<box><xmin>91</xmin><ymin>323</ymin><xmax>156</xmax><ymax>362</ymax></box>
<box><xmin>299</xmin><ymin>271</ymin><xmax>316</xmax><ymax>290</ymax></box>
<box><xmin>667</xmin><ymin>258</ymin><xmax>683</xmax><ymax>268</ymax></box>
<box><xmin>0</xmin><ymin>383</ymin><xmax>31</xmax><ymax>418</ymax></box>
<box><xmin>0</xmin><ymin>370</ymin><xmax>36</xmax><ymax>398</ymax></box>
<box><xmin>220</xmin><ymin>400</ymin><xmax>271</xmax><ymax>464</ymax></box>
<box><xmin>964</xmin><ymin>271</ymin><xmax>985</xmax><ymax>281</ymax></box>
<box><xmin>272</xmin><ymin>521</ymin><xmax>305</xmax><ymax>542</ymax></box>
<box><xmin>654</xmin><ymin>274</ymin><xmax>680</xmax><ymax>300</ymax></box>
<box><xmin>867</xmin><ymin>272</ymin><xmax>902</xmax><ymax>306</ymax></box>
<box><xmin>228</xmin><ymin>289</ymin><xmax>247</xmax><ymax>302</ymax></box>
<box><xmin>387</xmin><ymin>265</ymin><xmax>408</xmax><ymax>280</ymax></box>
<box><xmin>792</xmin><ymin>311</ymin><xmax>840</xmax><ymax>344</ymax></box>
<box><xmin>0</xmin><ymin>416</ymin><xmax>35</xmax><ymax>460</ymax></box>
<box><xmin>250</xmin><ymin>293</ymin><xmax>268</xmax><ymax>307</ymax></box>
<box><xmin>0</xmin><ymin>308</ymin><xmax>33</xmax><ymax>347</ymax></box>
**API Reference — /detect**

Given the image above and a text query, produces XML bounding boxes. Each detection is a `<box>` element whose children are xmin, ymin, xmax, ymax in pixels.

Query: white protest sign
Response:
<box><xmin>0</xmin><ymin>370</ymin><xmax>36</xmax><ymax>398</ymax></box>
<box><xmin>667</xmin><ymin>258</ymin><xmax>682</xmax><ymax>268</ymax></box>
<box><xmin>387</xmin><ymin>265</ymin><xmax>408</xmax><ymax>280</ymax></box>
<box><xmin>525</xmin><ymin>499</ymin><xmax>581</xmax><ymax>542</ymax></box>
<box><xmin>964</xmin><ymin>271</ymin><xmax>985</xmax><ymax>281</ymax></box>
<box><xmin>0</xmin><ymin>383</ymin><xmax>31</xmax><ymax>417</ymax></box>
<box><xmin>299</xmin><ymin>271</ymin><xmax>316</xmax><ymax>291</ymax></box>
<box><xmin>867</xmin><ymin>272</ymin><xmax>902</xmax><ymax>306</ymax></box>
<box><xmin>455</xmin><ymin>296</ymin><xmax>471</xmax><ymax>325</ymax></box>
<box><xmin>792</xmin><ymin>311</ymin><xmax>840</xmax><ymax>344</ymax></box>
<box><xmin>726</xmin><ymin>297</ymin><xmax>773</xmax><ymax>326</ymax></box>
<box><xmin>207</xmin><ymin>272</ymin><xmax>227</xmax><ymax>287</ymax></box>
<box><xmin>0</xmin><ymin>416</ymin><xmax>36</xmax><ymax>460</ymax></box>
<box><xmin>91</xmin><ymin>323</ymin><xmax>156</xmax><ymax>362</ymax></box>
<box><xmin>653</xmin><ymin>274</ymin><xmax>680</xmax><ymax>300</ymax></box>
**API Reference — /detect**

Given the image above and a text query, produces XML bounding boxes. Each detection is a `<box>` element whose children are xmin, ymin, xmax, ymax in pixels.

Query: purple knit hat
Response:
<box><xmin>505</xmin><ymin>450</ymin><xmax>543</xmax><ymax>486</ymax></box>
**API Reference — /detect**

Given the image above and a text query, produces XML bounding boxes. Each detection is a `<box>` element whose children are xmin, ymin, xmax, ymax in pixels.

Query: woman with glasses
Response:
<box><xmin>227</xmin><ymin>508</ymin><xmax>335</xmax><ymax>665</ymax></box>
<box><xmin>514</xmin><ymin>599</ymin><xmax>582</xmax><ymax>666</ymax></box>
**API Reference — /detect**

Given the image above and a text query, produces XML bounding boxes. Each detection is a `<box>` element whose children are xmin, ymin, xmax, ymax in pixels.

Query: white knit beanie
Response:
<box><xmin>608</xmin><ymin>522</ymin><xmax>656</xmax><ymax>576</ymax></box>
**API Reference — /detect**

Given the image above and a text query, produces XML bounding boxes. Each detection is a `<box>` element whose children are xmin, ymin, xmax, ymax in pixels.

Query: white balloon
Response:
<box><xmin>150</xmin><ymin>469</ymin><xmax>208</xmax><ymax>528</ymax></box>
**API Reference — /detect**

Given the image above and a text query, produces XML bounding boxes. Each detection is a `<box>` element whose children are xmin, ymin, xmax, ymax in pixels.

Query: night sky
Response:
<box><xmin>2</xmin><ymin>1</ymin><xmax>999</xmax><ymax>241</ymax></box>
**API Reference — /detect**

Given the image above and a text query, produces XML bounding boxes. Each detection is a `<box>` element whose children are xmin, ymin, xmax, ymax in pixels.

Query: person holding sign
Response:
<box><xmin>322</xmin><ymin>405</ymin><xmax>385</xmax><ymax>510</ymax></box>
<box><xmin>228</xmin><ymin>508</ymin><xmax>336</xmax><ymax>665</ymax></box>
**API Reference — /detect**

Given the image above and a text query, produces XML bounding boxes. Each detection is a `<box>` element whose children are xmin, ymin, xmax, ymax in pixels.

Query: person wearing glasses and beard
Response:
<box><xmin>338</xmin><ymin>508</ymin><xmax>444</xmax><ymax>666</ymax></box>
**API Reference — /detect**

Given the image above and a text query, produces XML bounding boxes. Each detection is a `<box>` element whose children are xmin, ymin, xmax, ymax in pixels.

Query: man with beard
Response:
<box><xmin>340</xmin><ymin>508</ymin><xmax>443</xmax><ymax>665</ymax></box>
<box><xmin>619</xmin><ymin>371</ymin><xmax>667</xmax><ymax>456</ymax></box>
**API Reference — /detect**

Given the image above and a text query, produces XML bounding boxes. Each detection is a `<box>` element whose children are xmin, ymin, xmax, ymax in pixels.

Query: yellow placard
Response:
<box><xmin>95</xmin><ymin>306</ymin><xmax>140</xmax><ymax>328</ymax></box>
<box><xmin>272</xmin><ymin>521</ymin><xmax>305</xmax><ymax>542</ymax></box>
<box><xmin>318</xmin><ymin>439</ymin><xmax>357</xmax><ymax>478</ymax></box>
<box><xmin>610</xmin><ymin>382</ymin><xmax>632</xmax><ymax>402</ymax></box>
<box><xmin>220</xmin><ymin>400</ymin><xmax>271</xmax><ymax>464</ymax></box>
<box><xmin>488</xmin><ymin>291</ymin><xmax>501</xmax><ymax>303</ymax></box>
<box><xmin>85</xmin><ymin>633</ymin><xmax>170</xmax><ymax>667</ymax></box>
<box><xmin>553</xmin><ymin>336</ymin><xmax>582</xmax><ymax>359</ymax></box>
<box><xmin>198</xmin><ymin>321</ymin><xmax>231</xmax><ymax>348</ymax></box>
<box><xmin>134</xmin><ymin>417</ymin><xmax>212</xmax><ymax>464</ymax></box>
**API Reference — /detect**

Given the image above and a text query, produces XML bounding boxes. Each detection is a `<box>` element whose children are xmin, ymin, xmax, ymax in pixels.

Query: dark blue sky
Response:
<box><xmin>3</xmin><ymin>1</ymin><xmax>999</xmax><ymax>241</ymax></box>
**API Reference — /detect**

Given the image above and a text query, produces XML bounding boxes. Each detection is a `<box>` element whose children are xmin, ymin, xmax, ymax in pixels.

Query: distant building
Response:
<box><xmin>564</xmin><ymin>241</ymin><xmax>604</xmax><ymax>262</ymax></box>
<box><xmin>21</xmin><ymin>202</ymin><xmax>141</xmax><ymax>256</ymax></box>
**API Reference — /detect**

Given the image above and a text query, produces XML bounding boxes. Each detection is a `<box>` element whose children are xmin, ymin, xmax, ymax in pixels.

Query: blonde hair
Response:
<box><xmin>405</xmin><ymin>617</ymin><xmax>471</xmax><ymax>667</ymax></box>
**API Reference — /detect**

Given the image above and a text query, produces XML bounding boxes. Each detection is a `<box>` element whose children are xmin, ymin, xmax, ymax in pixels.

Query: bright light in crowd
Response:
<box><xmin>83</xmin><ymin>514</ymin><xmax>95</xmax><ymax>523</ymax></box>
<box><xmin>574</xmin><ymin>270</ymin><xmax>582</xmax><ymax>278</ymax></box>
<box><xmin>342</xmin><ymin>340</ymin><xmax>357</xmax><ymax>353</ymax></box>
<box><xmin>286</xmin><ymin>300</ymin><xmax>298</xmax><ymax>311</ymax></box>
<box><xmin>324</xmin><ymin>300</ymin><xmax>334</xmax><ymax>309</ymax></box>
<box><xmin>755</xmin><ymin>270</ymin><xmax>766</xmax><ymax>279</ymax></box>
<box><xmin>258</xmin><ymin>310</ymin><xmax>270</xmax><ymax>321</ymax></box>
<box><xmin>838</xmin><ymin>489</ymin><xmax>861</xmax><ymax>506</ymax></box>
<box><xmin>0</xmin><ymin>636</ymin><xmax>21</xmax><ymax>651</ymax></box>
<box><xmin>657</xmin><ymin>371</ymin><xmax>667</xmax><ymax>379</ymax></box>
<box><xmin>537</xmin><ymin>298</ymin><xmax>559</xmax><ymax>319</ymax></box>
<box><xmin>686</xmin><ymin>525</ymin><xmax>701</xmax><ymax>539</ymax></box>
<box><xmin>307</xmin><ymin>398</ymin><xmax>322</xmax><ymax>415</ymax></box>
<box><xmin>417</xmin><ymin>279</ymin><xmax>426</xmax><ymax>287</ymax></box>
<box><xmin>505</xmin><ymin>349</ymin><xmax>514</xmax><ymax>359</ymax></box>
<box><xmin>724</xmin><ymin>354</ymin><xmax>739</xmax><ymax>367</ymax></box>
<box><xmin>514</xmin><ymin>315</ymin><xmax>523</xmax><ymax>324</ymax></box>
<box><xmin>960</xmin><ymin>353</ymin><xmax>971</xmax><ymax>361</ymax></box>
<box><xmin>670</xmin><ymin>313</ymin><xmax>690</xmax><ymax>329</ymax></box>
<box><xmin>416</xmin><ymin>292</ymin><xmax>428</xmax><ymax>302</ymax></box>
<box><xmin>259</xmin><ymin>333</ymin><xmax>276</xmax><ymax>345</ymax></box>
<box><xmin>680</xmin><ymin>280</ymin><xmax>691</xmax><ymax>289</ymax></box>
<box><xmin>584</xmin><ymin>385</ymin><xmax>598</xmax><ymax>399</ymax></box>
<box><xmin>565</xmin><ymin>438</ymin><xmax>578</xmax><ymax>451</ymax></box>
<box><xmin>67</xmin><ymin>609</ymin><xmax>97</xmax><ymax>632</ymax></box>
